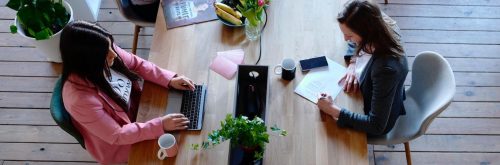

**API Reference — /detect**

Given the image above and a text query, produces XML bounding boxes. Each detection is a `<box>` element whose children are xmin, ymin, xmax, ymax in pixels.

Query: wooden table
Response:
<box><xmin>129</xmin><ymin>0</ymin><xmax>368</xmax><ymax>164</ymax></box>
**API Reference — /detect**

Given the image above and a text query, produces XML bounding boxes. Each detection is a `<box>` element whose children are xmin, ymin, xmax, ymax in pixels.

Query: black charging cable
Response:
<box><xmin>255</xmin><ymin>9</ymin><xmax>268</xmax><ymax>65</ymax></box>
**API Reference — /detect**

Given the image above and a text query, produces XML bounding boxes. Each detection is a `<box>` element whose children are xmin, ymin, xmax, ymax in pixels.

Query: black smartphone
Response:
<box><xmin>299</xmin><ymin>56</ymin><xmax>328</xmax><ymax>71</ymax></box>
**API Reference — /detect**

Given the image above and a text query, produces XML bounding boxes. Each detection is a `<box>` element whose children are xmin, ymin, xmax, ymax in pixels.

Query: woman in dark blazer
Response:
<box><xmin>317</xmin><ymin>0</ymin><xmax>409</xmax><ymax>136</ymax></box>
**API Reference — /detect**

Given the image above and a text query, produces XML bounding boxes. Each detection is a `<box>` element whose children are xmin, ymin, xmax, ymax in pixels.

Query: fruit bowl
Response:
<box><xmin>214</xmin><ymin>2</ymin><xmax>245</xmax><ymax>27</ymax></box>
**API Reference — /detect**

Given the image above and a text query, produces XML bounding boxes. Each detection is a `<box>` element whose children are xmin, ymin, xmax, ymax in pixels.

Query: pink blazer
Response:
<box><xmin>63</xmin><ymin>45</ymin><xmax>176</xmax><ymax>164</ymax></box>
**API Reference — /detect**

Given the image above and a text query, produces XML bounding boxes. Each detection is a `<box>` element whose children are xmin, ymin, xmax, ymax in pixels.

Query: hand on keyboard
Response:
<box><xmin>161</xmin><ymin>113</ymin><xmax>190</xmax><ymax>131</ymax></box>
<box><xmin>169</xmin><ymin>75</ymin><xmax>195</xmax><ymax>91</ymax></box>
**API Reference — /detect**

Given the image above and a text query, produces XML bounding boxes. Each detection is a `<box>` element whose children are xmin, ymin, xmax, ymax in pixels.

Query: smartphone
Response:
<box><xmin>299</xmin><ymin>56</ymin><xmax>328</xmax><ymax>71</ymax></box>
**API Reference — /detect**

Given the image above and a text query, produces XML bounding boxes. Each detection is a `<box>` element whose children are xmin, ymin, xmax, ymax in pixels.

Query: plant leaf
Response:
<box><xmin>271</xmin><ymin>124</ymin><xmax>288</xmax><ymax>136</ymax></box>
<box><xmin>34</xmin><ymin>27</ymin><xmax>51</xmax><ymax>40</ymax></box>
<box><xmin>9</xmin><ymin>25</ymin><xmax>17</xmax><ymax>34</ymax></box>
<box><xmin>6</xmin><ymin>0</ymin><xmax>22</xmax><ymax>11</ymax></box>
<box><xmin>280</xmin><ymin>130</ymin><xmax>288</xmax><ymax>136</ymax></box>
<box><xmin>43</xmin><ymin>12</ymin><xmax>51</xmax><ymax>23</ymax></box>
<box><xmin>236</xmin><ymin>5</ymin><xmax>244</xmax><ymax>14</ymax></box>
<box><xmin>270</xmin><ymin>125</ymin><xmax>280</xmax><ymax>131</ymax></box>
<box><xmin>239</xmin><ymin>0</ymin><xmax>246</xmax><ymax>7</ymax></box>
<box><xmin>254</xmin><ymin>150</ymin><xmax>264</xmax><ymax>160</ymax></box>
<box><xmin>202</xmin><ymin>141</ymin><xmax>210</xmax><ymax>149</ymax></box>
<box><xmin>27</xmin><ymin>28</ymin><xmax>36</xmax><ymax>37</ymax></box>
<box><xmin>53</xmin><ymin>2</ymin><xmax>69</xmax><ymax>24</ymax></box>
<box><xmin>191</xmin><ymin>143</ymin><xmax>199</xmax><ymax>150</ymax></box>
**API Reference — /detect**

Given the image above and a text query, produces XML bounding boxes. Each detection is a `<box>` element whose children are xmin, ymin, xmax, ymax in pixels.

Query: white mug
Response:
<box><xmin>157</xmin><ymin>133</ymin><xmax>178</xmax><ymax>160</ymax></box>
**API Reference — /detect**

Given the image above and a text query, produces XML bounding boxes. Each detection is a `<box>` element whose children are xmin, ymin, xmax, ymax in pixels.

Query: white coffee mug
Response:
<box><xmin>157</xmin><ymin>133</ymin><xmax>178</xmax><ymax>160</ymax></box>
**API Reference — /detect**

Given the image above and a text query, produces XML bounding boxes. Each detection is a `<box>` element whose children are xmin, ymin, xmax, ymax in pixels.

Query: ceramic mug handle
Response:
<box><xmin>274</xmin><ymin>64</ymin><xmax>283</xmax><ymax>75</ymax></box>
<box><xmin>157</xmin><ymin>149</ymin><xmax>168</xmax><ymax>160</ymax></box>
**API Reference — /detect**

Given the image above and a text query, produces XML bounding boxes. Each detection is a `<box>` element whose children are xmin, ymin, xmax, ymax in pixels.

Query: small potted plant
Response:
<box><xmin>7</xmin><ymin>0</ymin><xmax>73</xmax><ymax>63</ymax></box>
<box><xmin>192</xmin><ymin>114</ymin><xmax>287</xmax><ymax>161</ymax></box>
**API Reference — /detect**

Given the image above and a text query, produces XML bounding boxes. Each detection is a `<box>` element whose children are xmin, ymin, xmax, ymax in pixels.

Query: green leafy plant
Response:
<box><xmin>7</xmin><ymin>0</ymin><xmax>70</xmax><ymax>40</ymax></box>
<box><xmin>192</xmin><ymin>114</ymin><xmax>287</xmax><ymax>160</ymax></box>
<box><xmin>236</xmin><ymin>0</ymin><xmax>269</xmax><ymax>26</ymax></box>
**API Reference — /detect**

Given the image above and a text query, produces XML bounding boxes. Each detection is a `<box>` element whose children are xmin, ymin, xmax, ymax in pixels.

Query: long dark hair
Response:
<box><xmin>60</xmin><ymin>20</ymin><xmax>140</xmax><ymax>112</ymax></box>
<box><xmin>337</xmin><ymin>0</ymin><xmax>403</xmax><ymax>58</ymax></box>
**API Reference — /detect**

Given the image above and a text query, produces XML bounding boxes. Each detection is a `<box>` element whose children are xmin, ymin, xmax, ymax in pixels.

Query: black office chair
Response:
<box><xmin>114</xmin><ymin>0</ymin><xmax>157</xmax><ymax>54</ymax></box>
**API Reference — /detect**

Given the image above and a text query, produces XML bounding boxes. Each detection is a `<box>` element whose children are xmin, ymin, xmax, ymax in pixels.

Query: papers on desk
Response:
<box><xmin>294</xmin><ymin>58</ymin><xmax>346</xmax><ymax>104</ymax></box>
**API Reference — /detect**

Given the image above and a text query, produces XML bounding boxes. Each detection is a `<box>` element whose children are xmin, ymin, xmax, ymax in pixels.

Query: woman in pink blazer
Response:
<box><xmin>59</xmin><ymin>20</ymin><xmax>194</xmax><ymax>164</ymax></box>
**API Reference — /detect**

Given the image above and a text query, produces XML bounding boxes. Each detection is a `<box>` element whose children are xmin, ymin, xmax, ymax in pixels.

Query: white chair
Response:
<box><xmin>368</xmin><ymin>51</ymin><xmax>456</xmax><ymax>165</ymax></box>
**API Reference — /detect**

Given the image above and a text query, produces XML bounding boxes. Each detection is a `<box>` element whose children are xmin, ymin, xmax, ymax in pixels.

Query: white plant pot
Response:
<box><xmin>15</xmin><ymin>1</ymin><xmax>74</xmax><ymax>63</ymax></box>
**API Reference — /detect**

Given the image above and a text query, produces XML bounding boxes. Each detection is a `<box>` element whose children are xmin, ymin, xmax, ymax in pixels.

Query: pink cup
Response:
<box><xmin>157</xmin><ymin>133</ymin><xmax>178</xmax><ymax>160</ymax></box>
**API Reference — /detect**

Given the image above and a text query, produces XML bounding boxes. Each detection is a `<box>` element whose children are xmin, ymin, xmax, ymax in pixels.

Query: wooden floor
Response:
<box><xmin>0</xmin><ymin>0</ymin><xmax>499</xmax><ymax>164</ymax></box>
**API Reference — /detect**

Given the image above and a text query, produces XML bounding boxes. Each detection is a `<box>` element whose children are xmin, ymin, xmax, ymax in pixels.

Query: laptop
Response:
<box><xmin>165</xmin><ymin>84</ymin><xmax>207</xmax><ymax>130</ymax></box>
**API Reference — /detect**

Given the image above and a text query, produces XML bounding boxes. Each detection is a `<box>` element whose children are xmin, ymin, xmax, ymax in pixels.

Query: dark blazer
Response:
<box><xmin>337</xmin><ymin>55</ymin><xmax>409</xmax><ymax>136</ymax></box>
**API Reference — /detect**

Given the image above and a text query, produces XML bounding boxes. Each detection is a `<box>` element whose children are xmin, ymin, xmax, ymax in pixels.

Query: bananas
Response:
<box><xmin>215</xmin><ymin>2</ymin><xmax>243</xmax><ymax>26</ymax></box>
<box><xmin>215</xmin><ymin>2</ymin><xmax>242</xmax><ymax>19</ymax></box>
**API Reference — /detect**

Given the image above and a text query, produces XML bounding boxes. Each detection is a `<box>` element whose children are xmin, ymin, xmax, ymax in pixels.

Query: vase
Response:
<box><xmin>240</xmin><ymin>145</ymin><xmax>258</xmax><ymax>153</ymax></box>
<box><xmin>244</xmin><ymin>11</ymin><xmax>267</xmax><ymax>41</ymax></box>
<box><xmin>238</xmin><ymin>145</ymin><xmax>263</xmax><ymax>165</ymax></box>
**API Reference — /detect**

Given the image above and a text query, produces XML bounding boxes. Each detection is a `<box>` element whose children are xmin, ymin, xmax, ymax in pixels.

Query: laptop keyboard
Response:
<box><xmin>180</xmin><ymin>85</ymin><xmax>205</xmax><ymax>130</ymax></box>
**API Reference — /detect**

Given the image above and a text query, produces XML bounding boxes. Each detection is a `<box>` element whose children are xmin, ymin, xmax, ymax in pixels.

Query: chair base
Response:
<box><xmin>404</xmin><ymin>142</ymin><xmax>412</xmax><ymax>165</ymax></box>
<box><xmin>132</xmin><ymin>25</ymin><xmax>141</xmax><ymax>55</ymax></box>
<box><xmin>385</xmin><ymin>0</ymin><xmax>388</xmax><ymax>4</ymax></box>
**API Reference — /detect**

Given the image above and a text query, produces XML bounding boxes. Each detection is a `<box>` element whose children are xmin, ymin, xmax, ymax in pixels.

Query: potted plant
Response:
<box><xmin>7</xmin><ymin>0</ymin><xmax>73</xmax><ymax>63</ymax></box>
<box><xmin>192</xmin><ymin>114</ymin><xmax>287</xmax><ymax>161</ymax></box>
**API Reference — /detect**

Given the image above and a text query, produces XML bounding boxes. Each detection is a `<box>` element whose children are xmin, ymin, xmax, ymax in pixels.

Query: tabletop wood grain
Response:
<box><xmin>129</xmin><ymin>0</ymin><xmax>368</xmax><ymax>164</ymax></box>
